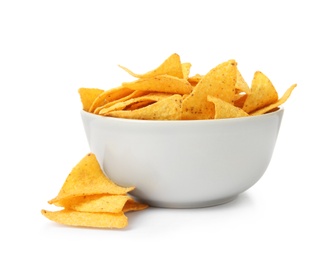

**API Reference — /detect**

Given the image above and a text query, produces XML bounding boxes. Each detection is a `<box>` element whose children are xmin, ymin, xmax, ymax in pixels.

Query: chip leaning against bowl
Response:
<box><xmin>77</xmin><ymin>53</ymin><xmax>297</xmax><ymax>209</ymax></box>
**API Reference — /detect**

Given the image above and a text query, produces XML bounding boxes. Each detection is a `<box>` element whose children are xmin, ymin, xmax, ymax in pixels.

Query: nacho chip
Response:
<box><xmin>78</xmin><ymin>88</ymin><xmax>104</xmax><ymax>112</ymax></box>
<box><xmin>233</xmin><ymin>93</ymin><xmax>248</xmax><ymax>108</ymax></box>
<box><xmin>181</xmin><ymin>60</ymin><xmax>237</xmax><ymax>120</ymax></box>
<box><xmin>48</xmin><ymin>153</ymin><xmax>134</xmax><ymax>204</ymax></box>
<box><xmin>181</xmin><ymin>62</ymin><xmax>192</xmax><ymax>79</ymax></box>
<box><xmin>52</xmin><ymin>194</ymin><xmax>130</xmax><ymax>213</ymax></box>
<box><xmin>89</xmin><ymin>86</ymin><xmax>134</xmax><ymax>113</ymax></box>
<box><xmin>99</xmin><ymin>93</ymin><xmax>172</xmax><ymax>115</ymax></box>
<box><xmin>124</xmin><ymin>100</ymin><xmax>154</xmax><ymax>110</ymax></box>
<box><xmin>52</xmin><ymin>193</ymin><xmax>148</xmax><ymax>213</ymax></box>
<box><xmin>235</xmin><ymin>68</ymin><xmax>250</xmax><ymax>94</ymax></box>
<box><xmin>41</xmin><ymin>209</ymin><xmax>128</xmax><ymax>229</ymax></box>
<box><xmin>104</xmin><ymin>94</ymin><xmax>182</xmax><ymax>120</ymax></box>
<box><xmin>94</xmin><ymin>90</ymin><xmax>150</xmax><ymax>114</ymax></box>
<box><xmin>242</xmin><ymin>71</ymin><xmax>278</xmax><ymax>113</ymax></box>
<box><xmin>187</xmin><ymin>73</ymin><xmax>203</xmax><ymax>86</ymax></box>
<box><xmin>118</xmin><ymin>53</ymin><xmax>184</xmax><ymax>79</ymax></box>
<box><xmin>208</xmin><ymin>95</ymin><xmax>248</xmax><ymax>119</ymax></box>
<box><xmin>251</xmin><ymin>84</ymin><xmax>297</xmax><ymax>116</ymax></box>
<box><xmin>123</xmin><ymin>198</ymin><xmax>149</xmax><ymax>212</ymax></box>
<box><xmin>121</xmin><ymin>75</ymin><xmax>193</xmax><ymax>95</ymax></box>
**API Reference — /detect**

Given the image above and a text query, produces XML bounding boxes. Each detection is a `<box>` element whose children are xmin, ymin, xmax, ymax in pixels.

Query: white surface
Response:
<box><xmin>1</xmin><ymin>1</ymin><xmax>332</xmax><ymax>259</ymax></box>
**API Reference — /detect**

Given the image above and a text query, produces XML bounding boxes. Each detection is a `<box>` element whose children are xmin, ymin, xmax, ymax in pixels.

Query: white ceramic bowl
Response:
<box><xmin>81</xmin><ymin>108</ymin><xmax>284</xmax><ymax>208</ymax></box>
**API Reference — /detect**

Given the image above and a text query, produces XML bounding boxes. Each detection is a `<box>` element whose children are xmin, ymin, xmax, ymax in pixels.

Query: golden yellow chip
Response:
<box><xmin>52</xmin><ymin>194</ymin><xmax>130</xmax><ymax>213</ymax></box>
<box><xmin>124</xmin><ymin>100</ymin><xmax>154</xmax><ymax>110</ymax></box>
<box><xmin>89</xmin><ymin>86</ymin><xmax>134</xmax><ymax>113</ymax></box>
<box><xmin>48</xmin><ymin>153</ymin><xmax>134</xmax><ymax>204</ymax></box>
<box><xmin>41</xmin><ymin>209</ymin><xmax>128</xmax><ymax>229</ymax></box>
<box><xmin>104</xmin><ymin>94</ymin><xmax>182</xmax><ymax>120</ymax></box>
<box><xmin>235</xmin><ymin>68</ymin><xmax>250</xmax><ymax>94</ymax></box>
<box><xmin>181</xmin><ymin>62</ymin><xmax>192</xmax><ymax>79</ymax></box>
<box><xmin>208</xmin><ymin>95</ymin><xmax>248</xmax><ymax>119</ymax></box>
<box><xmin>181</xmin><ymin>60</ymin><xmax>237</xmax><ymax>120</ymax></box>
<box><xmin>52</xmin><ymin>193</ymin><xmax>148</xmax><ymax>213</ymax></box>
<box><xmin>118</xmin><ymin>53</ymin><xmax>184</xmax><ymax>79</ymax></box>
<box><xmin>233</xmin><ymin>93</ymin><xmax>248</xmax><ymax>108</ymax></box>
<box><xmin>187</xmin><ymin>73</ymin><xmax>203</xmax><ymax>86</ymax></box>
<box><xmin>99</xmin><ymin>93</ymin><xmax>172</xmax><ymax>115</ymax></box>
<box><xmin>121</xmin><ymin>75</ymin><xmax>193</xmax><ymax>95</ymax></box>
<box><xmin>94</xmin><ymin>90</ymin><xmax>150</xmax><ymax>114</ymax></box>
<box><xmin>123</xmin><ymin>198</ymin><xmax>149</xmax><ymax>212</ymax></box>
<box><xmin>42</xmin><ymin>152</ymin><xmax>149</xmax><ymax>229</ymax></box>
<box><xmin>251</xmin><ymin>84</ymin><xmax>297</xmax><ymax>116</ymax></box>
<box><xmin>78</xmin><ymin>88</ymin><xmax>104</xmax><ymax>112</ymax></box>
<box><xmin>242</xmin><ymin>71</ymin><xmax>278</xmax><ymax>113</ymax></box>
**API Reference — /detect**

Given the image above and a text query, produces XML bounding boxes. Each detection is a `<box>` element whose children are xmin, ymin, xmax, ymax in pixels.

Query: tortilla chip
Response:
<box><xmin>235</xmin><ymin>68</ymin><xmax>250</xmax><ymax>94</ymax></box>
<box><xmin>181</xmin><ymin>60</ymin><xmax>237</xmax><ymax>120</ymax></box>
<box><xmin>187</xmin><ymin>74</ymin><xmax>203</xmax><ymax>86</ymax></box>
<box><xmin>99</xmin><ymin>93</ymin><xmax>172</xmax><ymax>115</ymax></box>
<box><xmin>104</xmin><ymin>94</ymin><xmax>183</xmax><ymax>120</ymax></box>
<box><xmin>89</xmin><ymin>86</ymin><xmax>134</xmax><ymax>113</ymax></box>
<box><xmin>94</xmin><ymin>90</ymin><xmax>150</xmax><ymax>114</ymax></box>
<box><xmin>233</xmin><ymin>93</ymin><xmax>248</xmax><ymax>108</ymax></box>
<box><xmin>181</xmin><ymin>62</ymin><xmax>192</xmax><ymax>79</ymax></box>
<box><xmin>208</xmin><ymin>95</ymin><xmax>248</xmax><ymax>119</ymax></box>
<box><xmin>242</xmin><ymin>71</ymin><xmax>278</xmax><ymax>113</ymax></box>
<box><xmin>78</xmin><ymin>88</ymin><xmax>104</xmax><ymax>112</ymax></box>
<box><xmin>123</xmin><ymin>199</ymin><xmax>149</xmax><ymax>212</ymax></box>
<box><xmin>251</xmin><ymin>84</ymin><xmax>297</xmax><ymax>115</ymax></box>
<box><xmin>48</xmin><ymin>153</ymin><xmax>134</xmax><ymax>204</ymax></box>
<box><xmin>121</xmin><ymin>75</ymin><xmax>193</xmax><ymax>95</ymax></box>
<box><xmin>118</xmin><ymin>53</ymin><xmax>184</xmax><ymax>79</ymax></box>
<box><xmin>41</xmin><ymin>209</ymin><xmax>128</xmax><ymax>229</ymax></box>
<box><xmin>52</xmin><ymin>194</ymin><xmax>130</xmax><ymax>213</ymax></box>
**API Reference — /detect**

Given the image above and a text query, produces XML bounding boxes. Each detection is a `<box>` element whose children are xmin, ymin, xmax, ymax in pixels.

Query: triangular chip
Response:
<box><xmin>48</xmin><ymin>153</ymin><xmax>134</xmax><ymax>204</ymax></box>
<box><xmin>187</xmin><ymin>73</ymin><xmax>203</xmax><ymax>86</ymax></box>
<box><xmin>89</xmin><ymin>86</ymin><xmax>134</xmax><ymax>113</ymax></box>
<box><xmin>207</xmin><ymin>95</ymin><xmax>248</xmax><ymax>119</ymax></box>
<box><xmin>52</xmin><ymin>194</ymin><xmax>130</xmax><ymax>213</ymax></box>
<box><xmin>121</xmin><ymin>75</ymin><xmax>193</xmax><ymax>94</ymax></box>
<box><xmin>235</xmin><ymin>68</ymin><xmax>250</xmax><ymax>94</ymax></box>
<box><xmin>94</xmin><ymin>90</ymin><xmax>150</xmax><ymax>114</ymax></box>
<box><xmin>124</xmin><ymin>100</ymin><xmax>154</xmax><ymax>110</ymax></box>
<box><xmin>118</xmin><ymin>53</ymin><xmax>184</xmax><ymax>79</ymax></box>
<box><xmin>41</xmin><ymin>209</ymin><xmax>128</xmax><ymax>229</ymax></box>
<box><xmin>52</xmin><ymin>194</ymin><xmax>148</xmax><ymax>213</ymax></box>
<box><xmin>242</xmin><ymin>71</ymin><xmax>278</xmax><ymax>113</ymax></box>
<box><xmin>251</xmin><ymin>84</ymin><xmax>297</xmax><ymax>116</ymax></box>
<box><xmin>99</xmin><ymin>93</ymin><xmax>172</xmax><ymax>115</ymax></box>
<box><xmin>78</xmin><ymin>88</ymin><xmax>104</xmax><ymax>112</ymax></box>
<box><xmin>104</xmin><ymin>94</ymin><xmax>182</xmax><ymax>120</ymax></box>
<box><xmin>233</xmin><ymin>93</ymin><xmax>248</xmax><ymax>108</ymax></box>
<box><xmin>181</xmin><ymin>60</ymin><xmax>237</xmax><ymax>120</ymax></box>
<box><xmin>181</xmin><ymin>62</ymin><xmax>192</xmax><ymax>79</ymax></box>
<box><xmin>123</xmin><ymin>198</ymin><xmax>149</xmax><ymax>212</ymax></box>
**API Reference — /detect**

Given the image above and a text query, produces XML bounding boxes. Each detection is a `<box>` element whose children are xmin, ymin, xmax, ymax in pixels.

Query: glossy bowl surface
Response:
<box><xmin>81</xmin><ymin>108</ymin><xmax>284</xmax><ymax>208</ymax></box>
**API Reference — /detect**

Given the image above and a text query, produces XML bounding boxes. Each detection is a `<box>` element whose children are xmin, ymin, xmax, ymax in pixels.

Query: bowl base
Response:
<box><xmin>133</xmin><ymin>195</ymin><xmax>239</xmax><ymax>209</ymax></box>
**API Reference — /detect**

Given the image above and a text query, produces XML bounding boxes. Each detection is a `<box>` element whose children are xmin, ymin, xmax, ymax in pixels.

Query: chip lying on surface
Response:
<box><xmin>41</xmin><ymin>153</ymin><xmax>148</xmax><ymax>229</ymax></box>
<box><xmin>78</xmin><ymin>53</ymin><xmax>297</xmax><ymax>120</ymax></box>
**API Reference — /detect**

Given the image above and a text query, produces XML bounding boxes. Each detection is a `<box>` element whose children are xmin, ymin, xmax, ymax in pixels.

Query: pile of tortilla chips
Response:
<box><xmin>79</xmin><ymin>53</ymin><xmax>297</xmax><ymax>120</ymax></box>
<box><xmin>41</xmin><ymin>153</ymin><xmax>148</xmax><ymax>229</ymax></box>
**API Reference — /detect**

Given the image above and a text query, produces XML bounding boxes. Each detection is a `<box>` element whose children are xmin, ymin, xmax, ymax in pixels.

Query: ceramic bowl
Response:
<box><xmin>81</xmin><ymin>108</ymin><xmax>284</xmax><ymax>208</ymax></box>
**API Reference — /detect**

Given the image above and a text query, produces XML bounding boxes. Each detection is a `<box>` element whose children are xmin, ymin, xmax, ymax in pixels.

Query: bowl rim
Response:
<box><xmin>80</xmin><ymin>106</ymin><xmax>284</xmax><ymax>124</ymax></box>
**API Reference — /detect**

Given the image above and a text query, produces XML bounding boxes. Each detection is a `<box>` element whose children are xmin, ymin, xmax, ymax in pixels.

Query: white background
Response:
<box><xmin>1</xmin><ymin>0</ymin><xmax>332</xmax><ymax>259</ymax></box>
